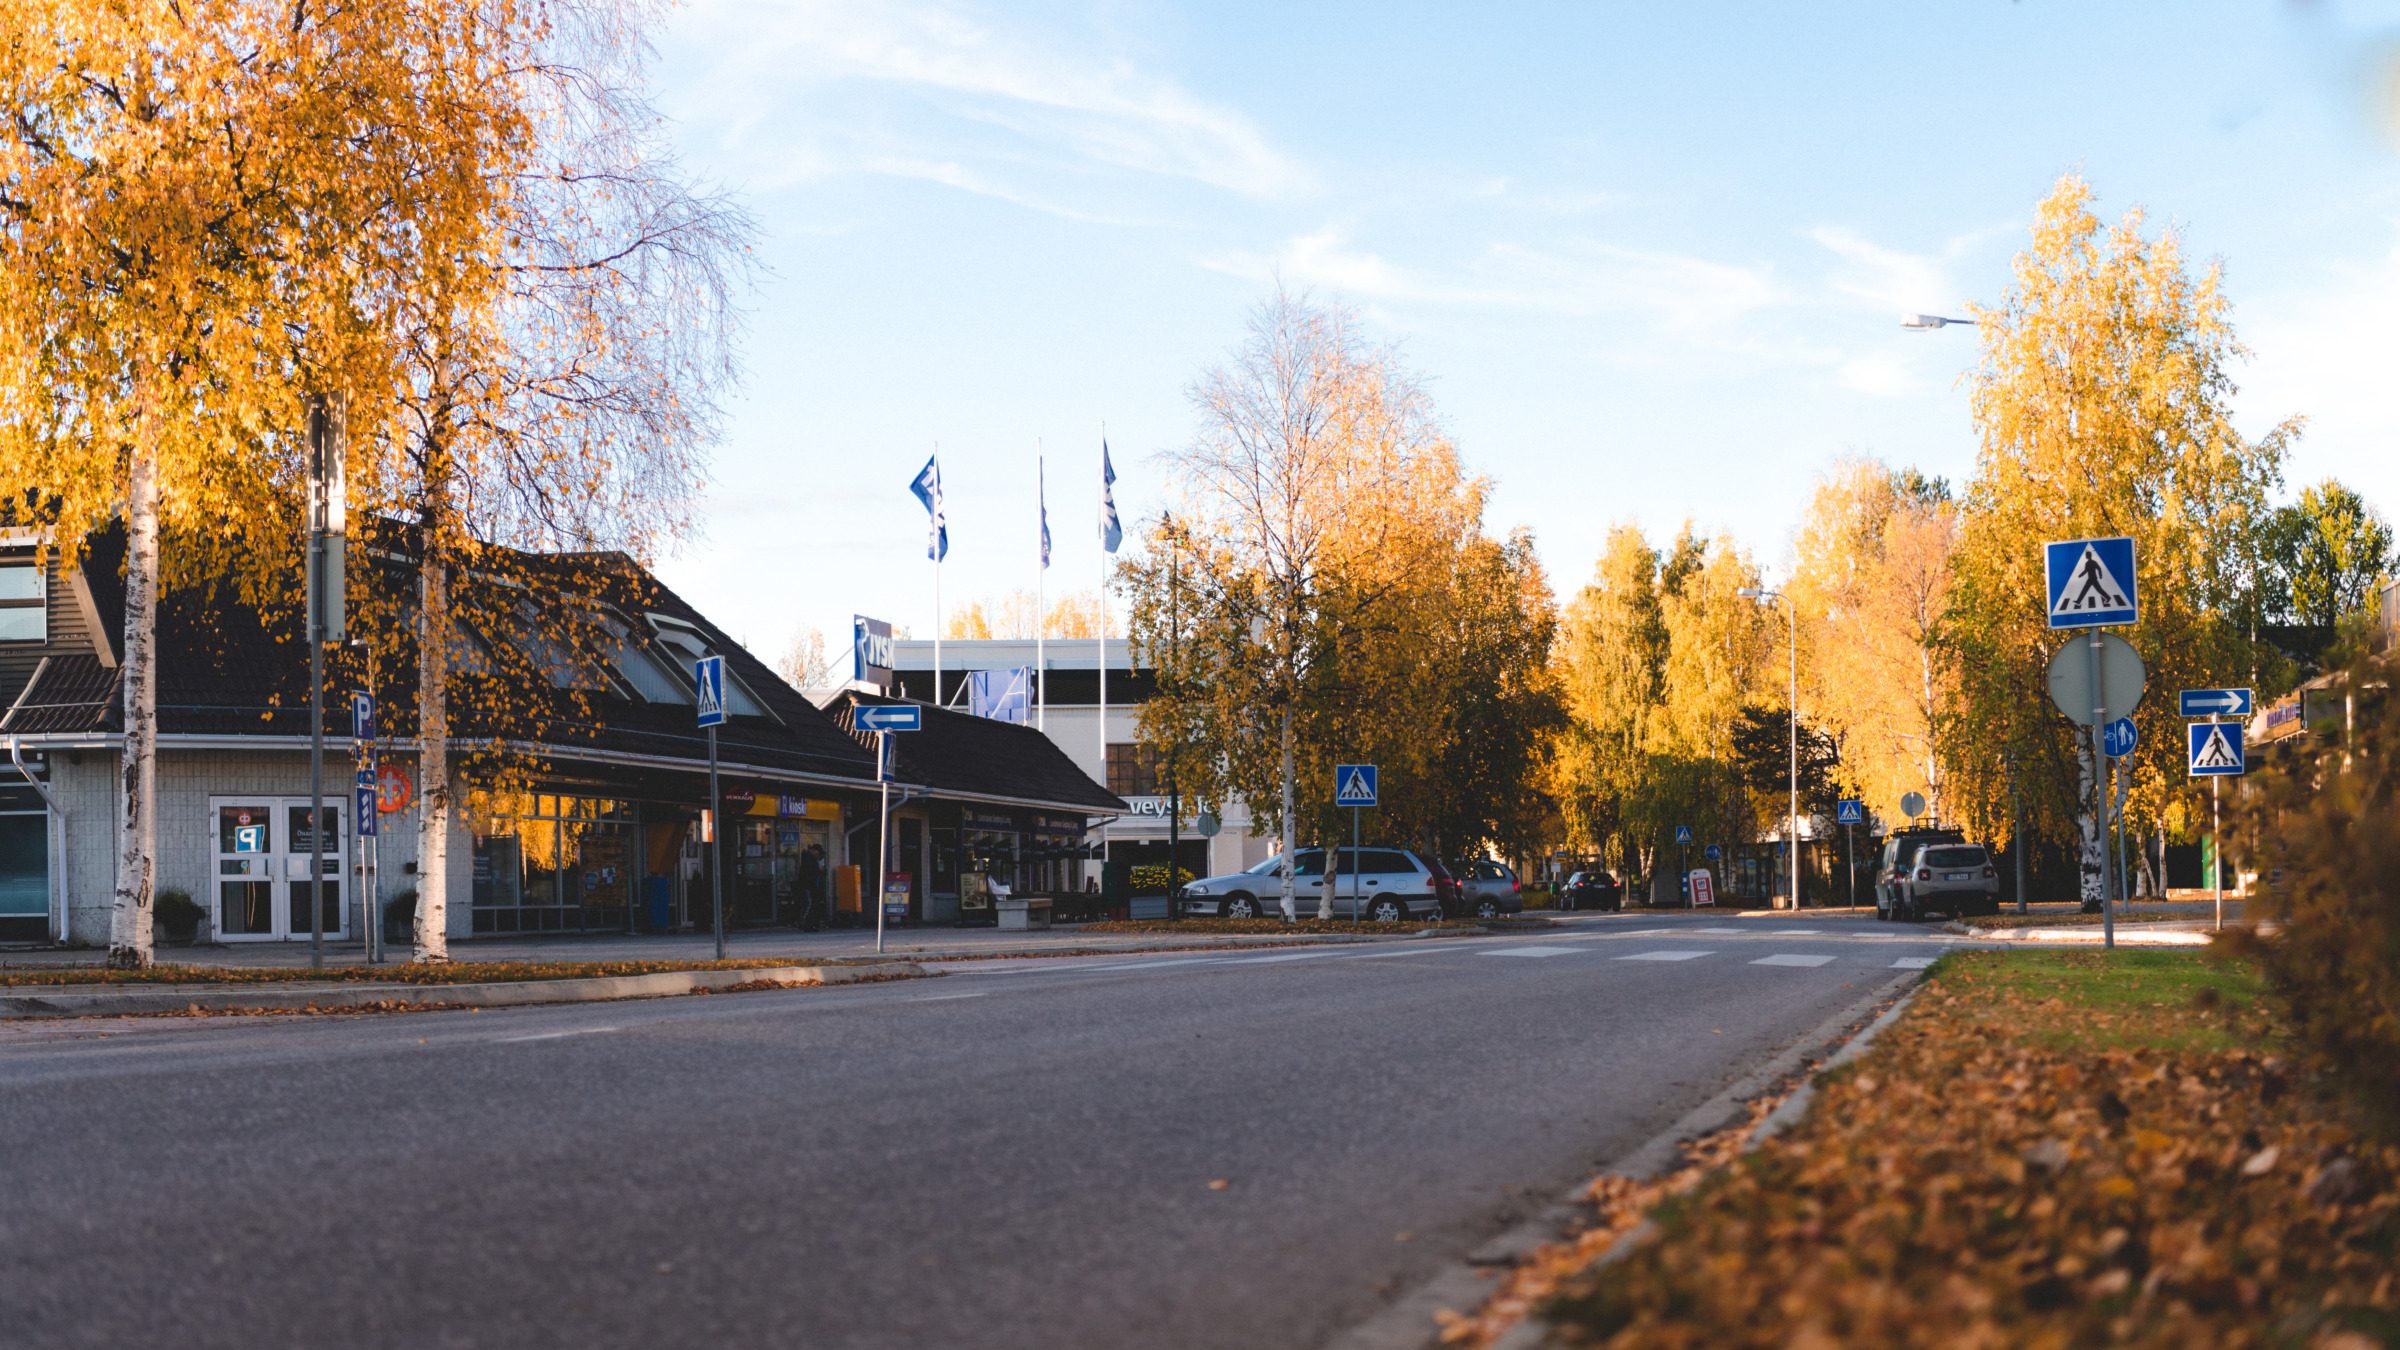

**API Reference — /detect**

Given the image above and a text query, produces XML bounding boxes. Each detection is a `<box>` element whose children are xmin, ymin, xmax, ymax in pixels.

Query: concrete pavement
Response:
<box><xmin>0</xmin><ymin>912</ymin><xmax>1969</xmax><ymax>1350</ymax></box>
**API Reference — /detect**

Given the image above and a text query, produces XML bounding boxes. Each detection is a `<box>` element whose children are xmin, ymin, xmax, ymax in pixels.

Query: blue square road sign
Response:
<box><xmin>1334</xmin><ymin>764</ymin><xmax>1379</xmax><ymax>807</ymax></box>
<box><xmin>2045</xmin><ymin>536</ymin><xmax>2139</xmax><ymax>629</ymax></box>
<box><xmin>694</xmin><ymin>655</ymin><xmax>727</xmax><ymax>728</ymax></box>
<box><xmin>2187</xmin><ymin>721</ymin><xmax>2245</xmax><ymax>777</ymax></box>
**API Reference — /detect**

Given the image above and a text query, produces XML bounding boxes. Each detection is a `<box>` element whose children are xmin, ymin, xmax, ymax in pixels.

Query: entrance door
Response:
<box><xmin>214</xmin><ymin>799</ymin><xmax>347</xmax><ymax>941</ymax></box>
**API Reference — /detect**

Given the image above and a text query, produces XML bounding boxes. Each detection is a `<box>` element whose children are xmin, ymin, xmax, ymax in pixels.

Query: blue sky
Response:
<box><xmin>645</xmin><ymin>1</ymin><xmax>2400</xmax><ymax>664</ymax></box>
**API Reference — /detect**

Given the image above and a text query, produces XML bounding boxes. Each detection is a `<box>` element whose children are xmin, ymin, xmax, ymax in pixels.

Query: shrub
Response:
<box><xmin>1127</xmin><ymin>864</ymin><xmax>1195</xmax><ymax>895</ymax></box>
<box><xmin>153</xmin><ymin>888</ymin><xmax>205</xmax><ymax>940</ymax></box>
<box><xmin>2229</xmin><ymin>649</ymin><xmax>2400</xmax><ymax>1134</ymax></box>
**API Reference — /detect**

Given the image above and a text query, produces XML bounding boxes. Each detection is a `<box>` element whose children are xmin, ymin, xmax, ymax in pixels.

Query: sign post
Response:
<box><xmin>1334</xmin><ymin>765</ymin><xmax>1378</xmax><ymax>925</ymax></box>
<box><xmin>1674</xmin><ymin>825</ymin><xmax>1692</xmax><ymax>906</ymax></box>
<box><xmin>2185</xmin><ymin>715</ymin><xmax>2246</xmax><ymax>933</ymax></box>
<box><xmin>857</xmin><ymin>703</ymin><xmax>924</xmax><ymax>954</ymax></box>
<box><xmin>352</xmin><ymin>692</ymin><xmax>378</xmax><ymax>963</ymax></box>
<box><xmin>303</xmin><ymin>394</ymin><xmax>346</xmax><ymax>972</ymax></box>
<box><xmin>2046</xmin><ymin>535</ymin><xmax>2140</xmax><ymax>950</ymax></box>
<box><xmin>695</xmin><ymin>656</ymin><xmax>727</xmax><ymax>959</ymax></box>
<box><xmin>1835</xmin><ymin>799</ymin><xmax>1863</xmax><ymax>907</ymax></box>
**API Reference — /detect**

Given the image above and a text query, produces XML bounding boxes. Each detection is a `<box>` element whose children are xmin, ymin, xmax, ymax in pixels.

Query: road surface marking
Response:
<box><xmin>1750</xmin><ymin>954</ymin><xmax>1836</xmax><ymax>968</ymax></box>
<box><xmin>1231</xmin><ymin>950</ymin><xmax>1349</xmax><ymax>964</ymax></box>
<box><xmin>1075</xmin><ymin>957</ymin><xmax>1233</xmax><ymax>971</ymax></box>
<box><xmin>1480</xmin><ymin>945</ymin><xmax>1585</xmax><ymax>958</ymax></box>
<box><xmin>1768</xmin><ymin>929</ymin><xmax>1821</xmax><ymax>936</ymax></box>
<box><xmin>911</xmin><ymin>991</ymin><xmax>991</xmax><ymax>1001</ymax></box>
<box><xmin>495</xmin><ymin>1027</ymin><xmax>620</xmax><ymax>1043</ymax></box>
<box><xmin>1890</xmin><ymin>956</ymin><xmax>1937</xmax><ymax>969</ymax></box>
<box><xmin>1690</xmin><ymin>927</ymin><xmax>1748</xmax><ymax>935</ymax></box>
<box><xmin>1616</xmin><ymin>950</ymin><xmax>1714</xmax><ymax>962</ymax></box>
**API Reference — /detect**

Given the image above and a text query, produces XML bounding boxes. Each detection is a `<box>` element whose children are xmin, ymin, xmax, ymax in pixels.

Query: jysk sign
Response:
<box><xmin>2045</xmin><ymin>536</ymin><xmax>2139</xmax><ymax>629</ymax></box>
<box><xmin>695</xmin><ymin>655</ymin><xmax>727</xmax><ymax>728</ymax></box>
<box><xmin>853</xmin><ymin>615</ymin><xmax>895</xmax><ymax>690</ymax></box>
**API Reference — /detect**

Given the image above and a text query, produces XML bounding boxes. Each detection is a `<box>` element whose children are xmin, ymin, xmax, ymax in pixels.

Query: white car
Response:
<box><xmin>1177</xmin><ymin>848</ymin><xmax>1444</xmax><ymax>923</ymax></box>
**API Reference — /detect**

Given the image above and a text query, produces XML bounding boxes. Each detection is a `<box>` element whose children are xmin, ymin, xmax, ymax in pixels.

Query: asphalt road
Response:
<box><xmin>0</xmin><ymin>913</ymin><xmax>1958</xmax><ymax>1349</ymax></box>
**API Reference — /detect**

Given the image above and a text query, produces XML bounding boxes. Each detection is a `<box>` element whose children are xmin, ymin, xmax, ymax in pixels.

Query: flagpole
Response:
<box><xmin>1037</xmin><ymin>446</ymin><xmax>1047</xmax><ymax>732</ymax></box>
<box><xmin>932</xmin><ymin>444</ymin><xmax>942</xmax><ymax>709</ymax></box>
<box><xmin>1097</xmin><ymin>424</ymin><xmax>1108</xmax><ymax>799</ymax></box>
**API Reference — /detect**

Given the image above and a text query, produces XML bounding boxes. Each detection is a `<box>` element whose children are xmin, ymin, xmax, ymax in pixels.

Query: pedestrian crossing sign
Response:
<box><xmin>2045</xmin><ymin>536</ymin><xmax>2139</xmax><ymax>629</ymax></box>
<box><xmin>1334</xmin><ymin>763</ymin><xmax>1378</xmax><ymax>807</ymax></box>
<box><xmin>1835</xmin><ymin>798</ymin><xmax>1863</xmax><ymax>826</ymax></box>
<box><xmin>2187</xmin><ymin>721</ymin><xmax>2245</xmax><ymax>777</ymax></box>
<box><xmin>1674</xmin><ymin>825</ymin><xmax>1692</xmax><ymax>845</ymax></box>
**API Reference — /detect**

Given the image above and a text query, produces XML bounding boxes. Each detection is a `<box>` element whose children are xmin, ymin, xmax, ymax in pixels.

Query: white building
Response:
<box><xmin>889</xmin><ymin>638</ymin><xmax>1273</xmax><ymax>905</ymax></box>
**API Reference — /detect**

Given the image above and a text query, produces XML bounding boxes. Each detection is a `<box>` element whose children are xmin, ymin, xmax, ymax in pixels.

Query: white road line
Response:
<box><xmin>1230</xmin><ymin>950</ymin><xmax>1348</xmax><ymax>964</ymax></box>
<box><xmin>1690</xmin><ymin>927</ymin><xmax>1748</xmax><ymax>935</ymax></box>
<box><xmin>911</xmin><ymin>991</ymin><xmax>991</xmax><ymax>1001</ymax></box>
<box><xmin>1616</xmin><ymin>950</ymin><xmax>1714</xmax><ymax>962</ymax></box>
<box><xmin>1768</xmin><ymin>929</ymin><xmax>1822</xmax><ymax>936</ymax></box>
<box><xmin>1331</xmin><ymin>945</ymin><xmax>1454</xmax><ymax>961</ymax></box>
<box><xmin>1616</xmin><ymin>928</ymin><xmax>1680</xmax><ymax>937</ymax></box>
<box><xmin>1750</xmin><ymin>954</ymin><xmax>1836</xmax><ymax>968</ymax></box>
<box><xmin>1890</xmin><ymin>956</ymin><xmax>1937</xmax><ymax>969</ymax></box>
<box><xmin>1074</xmin><ymin>957</ymin><xmax>1234</xmax><ymax>971</ymax></box>
<box><xmin>1480</xmin><ymin>945</ymin><xmax>1586</xmax><ymax>958</ymax></box>
<box><xmin>495</xmin><ymin>1027</ymin><xmax>620</xmax><ymax>1044</ymax></box>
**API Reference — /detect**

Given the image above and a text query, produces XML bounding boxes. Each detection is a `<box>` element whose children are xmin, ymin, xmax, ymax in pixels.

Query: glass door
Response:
<box><xmin>212</xmin><ymin>799</ymin><xmax>346</xmax><ymax>941</ymax></box>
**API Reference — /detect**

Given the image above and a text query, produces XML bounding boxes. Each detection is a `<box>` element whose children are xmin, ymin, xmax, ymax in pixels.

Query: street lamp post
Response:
<box><xmin>1739</xmin><ymin>586</ymin><xmax>1799</xmax><ymax>909</ymax></box>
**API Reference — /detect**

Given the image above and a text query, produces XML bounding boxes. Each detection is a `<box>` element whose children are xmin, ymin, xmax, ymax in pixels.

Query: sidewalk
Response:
<box><xmin>0</xmin><ymin>917</ymin><xmax>1457</xmax><ymax>972</ymax></box>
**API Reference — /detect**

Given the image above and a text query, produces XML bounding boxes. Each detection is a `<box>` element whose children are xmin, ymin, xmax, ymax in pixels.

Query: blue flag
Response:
<box><xmin>1099</xmin><ymin>441</ymin><xmax>1122</xmax><ymax>554</ymax></box>
<box><xmin>1039</xmin><ymin>456</ymin><xmax>1052</xmax><ymax>570</ymax></box>
<box><xmin>910</xmin><ymin>454</ymin><xmax>947</xmax><ymax>562</ymax></box>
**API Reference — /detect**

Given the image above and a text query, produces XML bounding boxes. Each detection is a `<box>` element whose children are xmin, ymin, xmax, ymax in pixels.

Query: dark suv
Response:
<box><xmin>1874</xmin><ymin>827</ymin><xmax>1966</xmax><ymax>921</ymax></box>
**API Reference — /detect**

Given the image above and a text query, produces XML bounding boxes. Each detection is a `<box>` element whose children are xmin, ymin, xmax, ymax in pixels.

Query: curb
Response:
<box><xmin>0</xmin><ymin>962</ymin><xmax>928</xmax><ymax>1019</ymax></box>
<box><xmin>1321</xmin><ymin>969</ymin><xmax>1921</xmax><ymax>1350</ymax></box>
<box><xmin>1939</xmin><ymin>922</ymin><xmax>2216</xmax><ymax>946</ymax></box>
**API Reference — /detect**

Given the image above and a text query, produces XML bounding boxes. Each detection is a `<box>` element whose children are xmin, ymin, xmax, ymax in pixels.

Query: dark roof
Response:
<box><xmin>0</xmin><ymin>654</ymin><xmax>115</xmax><ymax>735</ymax></box>
<box><xmin>835</xmin><ymin>692</ymin><xmax>1125</xmax><ymax>813</ymax></box>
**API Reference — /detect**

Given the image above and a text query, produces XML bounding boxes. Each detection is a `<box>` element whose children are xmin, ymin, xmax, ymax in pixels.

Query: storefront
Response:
<box><xmin>722</xmin><ymin>790</ymin><xmax>842</xmax><ymax>927</ymax></box>
<box><xmin>0</xmin><ymin>783</ymin><xmax>49</xmax><ymax>943</ymax></box>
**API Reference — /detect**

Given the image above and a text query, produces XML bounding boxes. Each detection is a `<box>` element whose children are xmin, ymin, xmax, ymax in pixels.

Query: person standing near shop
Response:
<box><xmin>796</xmin><ymin>843</ymin><xmax>828</xmax><ymax>931</ymax></box>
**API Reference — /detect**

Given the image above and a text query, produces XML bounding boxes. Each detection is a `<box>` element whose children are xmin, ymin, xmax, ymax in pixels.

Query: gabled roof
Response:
<box><xmin>834</xmin><ymin>691</ymin><xmax>1125</xmax><ymax>814</ymax></box>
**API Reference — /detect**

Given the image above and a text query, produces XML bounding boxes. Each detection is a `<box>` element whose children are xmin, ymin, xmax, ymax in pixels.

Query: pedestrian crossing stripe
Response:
<box><xmin>2050</xmin><ymin>542</ymin><xmax>2133</xmax><ymax>619</ymax></box>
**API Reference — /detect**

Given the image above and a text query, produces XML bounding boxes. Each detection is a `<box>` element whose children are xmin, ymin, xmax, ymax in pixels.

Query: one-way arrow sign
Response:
<box><xmin>2178</xmin><ymin>687</ymin><xmax>2254</xmax><ymax>718</ymax></box>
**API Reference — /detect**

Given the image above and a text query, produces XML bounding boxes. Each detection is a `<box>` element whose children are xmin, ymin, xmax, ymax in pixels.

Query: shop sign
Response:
<box><xmin>882</xmin><ymin>871</ymin><xmax>912</xmax><ymax>920</ymax></box>
<box><xmin>962</xmin><ymin>810</ymin><xmax>1020</xmax><ymax>831</ymax></box>
<box><xmin>723</xmin><ymin>788</ymin><xmax>757</xmax><ymax>807</ymax></box>
<box><xmin>854</xmin><ymin>615</ymin><xmax>895</xmax><ymax>691</ymax></box>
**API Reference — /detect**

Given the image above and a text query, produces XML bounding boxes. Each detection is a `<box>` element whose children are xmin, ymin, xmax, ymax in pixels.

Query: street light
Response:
<box><xmin>1903</xmin><ymin>306</ymin><xmax>2025</xmax><ymax>911</ymax></box>
<box><xmin>1738</xmin><ymin>586</ymin><xmax>1800</xmax><ymax>910</ymax></box>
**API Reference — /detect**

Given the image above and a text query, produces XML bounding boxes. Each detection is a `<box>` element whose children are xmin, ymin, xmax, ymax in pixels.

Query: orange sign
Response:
<box><xmin>376</xmin><ymin>763</ymin><xmax>414</xmax><ymax>814</ymax></box>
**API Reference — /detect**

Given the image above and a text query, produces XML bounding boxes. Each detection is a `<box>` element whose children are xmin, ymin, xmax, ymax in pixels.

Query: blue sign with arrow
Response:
<box><xmin>2179</xmin><ymin>687</ymin><xmax>2254</xmax><ymax>719</ymax></box>
<box><xmin>694</xmin><ymin>655</ymin><xmax>727</xmax><ymax>728</ymax></box>
<box><xmin>2045</xmin><ymin>536</ymin><xmax>2139</xmax><ymax>629</ymax></box>
<box><xmin>2102</xmin><ymin>716</ymin><xmax>2139</xmax><ymax>758</ymax></box>
<box><xmin>855</xmin><ymin>704</ymin><xmax>922</xmax><ymax>733</ymax></box>
<box><xmin>1334</xmin><ymin>764</ymin><xmax>1379</xmax><ymax>808</ymax></box>
<box><xmin>1704</xmin><ymin>843</ymin><xmax>1722</xmax><ymax>861</ymax></box>
<box><xmin>1835</xmin><ymin>798</ymin><xmax>1863</xmax><ymax>826</ymax></box>
<box><xmin>2187</xmin><ymin>721</ymin><xmax>2245</xmax><ymax>776</ymax></box>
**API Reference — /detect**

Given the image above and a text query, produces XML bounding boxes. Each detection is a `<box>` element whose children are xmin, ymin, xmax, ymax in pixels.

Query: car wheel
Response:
<box><xmin>1475</xmin><ymin>899</ymin><xmax>1499</xmax><ymax>919</ymax></box>
<box><xmin>1370</xmin><ymin>896</ymin><xmax>1406</xmax><ymax>923</ymax></box>
<box><xmin>1225</xmin><ymin>894</ymin><xmax>1258</xmax><ymax>920</ymax></box>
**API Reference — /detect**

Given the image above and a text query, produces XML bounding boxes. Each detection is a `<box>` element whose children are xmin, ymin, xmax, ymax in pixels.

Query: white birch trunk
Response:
<box><xmin>106</xmin><ymin>434</ymin><xmax>162</xmax><ymax>968</ymax></box>
<box><xmin>2076</xmin><ymin>737</ymin><xmax>2104</xmax><ymax>905</ymax></box>
<box><xmin>414</xmin><ymin>533</ymin><xmax>451</xmax><ymax>962</ymax></box>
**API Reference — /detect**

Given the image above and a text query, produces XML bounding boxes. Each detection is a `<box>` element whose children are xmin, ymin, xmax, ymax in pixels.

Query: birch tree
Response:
<box><xmin>0</xmin><ymin>1</ymin><xmax>497</xmax><ymax>966</ymax></box>
<box><xmin>1944</xmin><ymin>175</ymin><xmax>2295</xmax><ymax>902</ymax></box>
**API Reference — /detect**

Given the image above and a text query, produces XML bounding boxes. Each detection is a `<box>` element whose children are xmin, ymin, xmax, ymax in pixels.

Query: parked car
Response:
<box><xmin>1175</xmin><ymin>848</ymin><xmax>1446</xmax><ymax>923</ymax></box>
<box><xmin>1425</xmin><ymin>857</ymin><xmax>1467</xmax><ymax>917</ymax></box>
<box><xmin>1874</xmin><ymin>827</ymin><xmax>1966</xmax><ymax>919</ymax></box>
<box><xmin>1558</xmin><ymin>869</ymin><xmax>1624</xmax><ymax>911</ymax></box>
<box><xmin>1884</xmin><ymin>842</ymin><xmax>2000</xmax><ymax>921</ymax></box>
<box><xmin>1452</xmin><ymin>859</ymin><xmax>1524</xmax><ymax>918</ymax></box>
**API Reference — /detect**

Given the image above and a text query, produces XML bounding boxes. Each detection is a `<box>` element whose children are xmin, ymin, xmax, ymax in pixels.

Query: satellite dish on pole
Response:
<box><xmin>1900</xmin><ymin>791</ymin><xmax>1927</xmax><ymax>820</ymax></box>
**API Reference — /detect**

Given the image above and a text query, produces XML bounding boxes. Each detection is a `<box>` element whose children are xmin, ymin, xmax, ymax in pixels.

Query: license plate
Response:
<box><xmin>1946</xmin><ymin>872</ymin><xmax>1970</xmax><ymax>881</ymax></box>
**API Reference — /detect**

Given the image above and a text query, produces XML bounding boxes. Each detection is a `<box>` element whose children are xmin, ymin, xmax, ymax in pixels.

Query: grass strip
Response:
<box><xmin>1505</xmin><ymin>950</ymin><xmax>2400</xmax><ymax>1347</ymax></box>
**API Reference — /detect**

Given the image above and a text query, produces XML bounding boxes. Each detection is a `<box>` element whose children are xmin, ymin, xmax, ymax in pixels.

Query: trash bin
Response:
<box><xmin>644</xmin><ymin>876</ymin><xmax>673</xmax><ymax>931</ymax></box>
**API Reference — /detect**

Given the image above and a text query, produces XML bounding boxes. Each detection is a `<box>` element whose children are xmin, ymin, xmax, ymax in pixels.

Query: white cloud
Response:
<box><xmin>1203</xmin><ymin>226</ymin><xmax>1788</xmax><ymax>336</ymax></box>
<box><xmin>662</xmin><ymin>0</ymin><xmax>1307</xmax><ymax>205</ymax></box>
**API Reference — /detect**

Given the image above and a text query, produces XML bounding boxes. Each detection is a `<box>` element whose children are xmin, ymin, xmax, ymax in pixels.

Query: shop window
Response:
<box><xmin>0</xmin><ymin>561</ymin><xmax>45</xmax><ymax>643</ymax></box>
<box><xmin>1105</xmin><ymin>742</ymin><xmax>1162</xmax><ymax>797</ymax></box>
<box><xmin>0</xmin><ymin>809</ymin><xmax>47</xmax><ymax>927</ymax></box>
<box><xmin>471</xmin><ymin>795</ymin><xmax>635</xmax><ymax>934</ymax></box>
